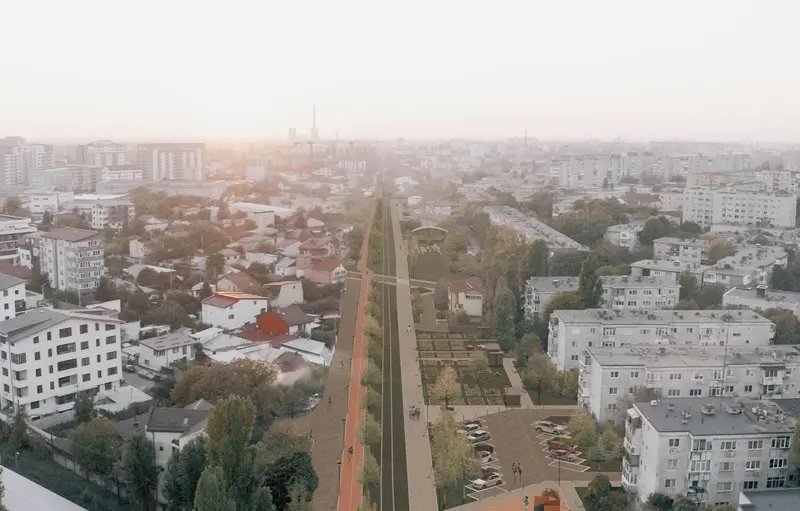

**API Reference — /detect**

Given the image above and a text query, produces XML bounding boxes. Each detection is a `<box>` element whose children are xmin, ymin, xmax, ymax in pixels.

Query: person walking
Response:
<box><xmin>518</xmin><ymin>463</ymin><xmax>524</xmax><ymax>486</ymax></box>
<box><xmin>511</xmin><ymin>463</ymin><xmax>518</xmax><ymax>481</ymax></box>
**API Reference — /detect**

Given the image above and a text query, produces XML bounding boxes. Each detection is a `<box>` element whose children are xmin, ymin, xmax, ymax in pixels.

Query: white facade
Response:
<box><xmin>653</xmin><ymin>237</ymin><xmax>710</xmax><ymax>264</ymax></box>
<box><xmin>683</xmin><ymin>188</ymin><xmax>797</xmax><ymax>228</ymax></box>
<box><xmin>25</xmin><ymin>191</ymin><xmax>75</xmax><ymax>218</ymax></box>
<box><xmin>40</xmin><ymin>228</ymin><xmax>104</xmax><ymax>293</ymax></box>
<box><xmin>0</xmin><ymin>138</ymin><xmax>53</xmax><ymax>186</ymax></box>
<box><xmin>658</xmin><ymin>189</ymin><xmax>685</xmax><ymax>212</ymax></box>
<box><xmin>524</xmin><ymin>275</ymin><xmax>680</xmax><ymax>318</ymax></box>
<box><xmin>201</xmin><ymin>293</ymin><xmax>269</xmax><ymax>331</ymax></box>
<box><xmin>90</xmin><ymin>201</ymin><xmax>135</xmax><ymax>231</ymax></box>
<box><xmin>548</xmin><ymin>309</ymin><xmax>775</xmax><ymax>371</ymax></box>
<box><xmin>138</xmin><ymin>330</ymin><xmax>195</xmax><ymax>371</ymax></box>
<box><xmin>77</xmin><ymin>141</ymin><xmax>128</xmax><ymax>166</ymax></box>
<box><xmin>484</xmin><ymin>206</ymin><xmax>588</xmax><ymax>251</ymax></box>
<box><xmin>100</xmin><ymin>166</ymin><xmax>143</xmax><ymax>182</ymax></box>
<box><xmin>0</xmin><ymin>276</ymin><xmax>27</xmax><ymax>322</ymax></box>
<box><xmin>553</xmin><ymin>154</ymin><xmax>624</xmax><ymax>189</ymax></box>
<box><xmin>264</xmin><ymin>281</ymin><xmax>304</xmax><ymax>308</ymax></box>
<box><xmin>604</xmin><ymin>220</ymin><xmax>648</xmax><ymax>250</ymax></box>
<box><xmin>0</xmin><ymin>308</ymin><xmax>123</xmax><ymax>416</ymax></box>
<box><xmin>630</xmin><ymin>259</ymin><xmax>705</xmax><ymax>283</ymax></box>
<box><xmin>624</xmin><ymin>398</ymin><xmax>796</xmax><ymax>507</ymax></box>
<box><xmin>581</xmin><ymin>344</ymin><xmax>800</xmax><ymax>424</ymax></box>
<box><xmin>0</xmin><ymin>215</ymin><xmax>36</xmax><ymax>263</ymax></box>
<box><xmin>137</xmin><ymin>143</ymin><xmax>206</xmax><ymax>181</ymax></box>
<box><xmin>723</xmin><ymin>286</ymin><xmax>800</xmax><ymax>316</ymax></box>
<box><xmin>129</xmin><ymin>239</ymin><xmax>152</xmax><ymax>259</ymax></box>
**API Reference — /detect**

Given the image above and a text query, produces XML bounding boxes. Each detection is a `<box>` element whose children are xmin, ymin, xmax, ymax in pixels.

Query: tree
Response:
<box><xmin>262</xmin><ymin>451</ymin><xmax>318</xmax><ymax>511</ymax></box>
<box><xmin>0</xmin><ymin>463</ymin><xmax>6</xmax><ymax>511</ymax></box>
<box><xmin>360</xmin><ymin>362</ymin><xmax>382</xmax><ymax>389</ymax></box>
<box><xmin>358</xmin><ymin>451</ymin><xmax>380</xmax><ymax>501</ymax></box>
<box><xmin>199</xmin><ymin>282</ymin><xmax>213</xmax><ymax>300</ymax></box>
<box><xmin>514</xmin><ymin>333</ymin><xmax>541</xmax><ymax>369</ymax></box>
<box><xmin>164</xmin><ymin>438</ymin><xmax>207</xmax><ymax>511</ymax></box>
<box><xmin>646</xmin><ymin>492</ymin><xmax>674</xmax><ymax>511</ymax></box>
<box><xmin>432</xmin><ymin>366</ymin><xmax>461</xmax><ymax>408</ymax></box>
<box><xmin>207</xmin><ymin>253</ymin><xmax>225</xmax><ymax>280</ymax></box>
<box><xmin>672</xmin><ymin>496</ymin><xmax>699</xmax><ymax>511</ymax></box>
<box><xmin>549</xmin><ymin>251</ymin><xmax>585</xmax><ymax>276</ymax></box>
<box><xmin>678</xmin><ymin>270</ymin><xmax>698</xmax><ymax>301</ymax></box>
<box><xmin>278</xmin><ymin>387</ymin><xmax>308</xmax><ymax>418</ymax></box>
<box><xmin>358</xmin><ymin>412</ymin><xmax>381</xmax><ymax>449</ymax></box>
<box><xmin>578</xmin><ymin>251</ymin><xmax>603</xmax><ymax>308</ymax></box>
<box><xmin>71</xmin><ymin>418</ymin><xmax>118</xmax><ymax>477</ymax></box>
<box><xmin>492</xmin><ymin>282</ymin><xmax>517</xmax><ymax>351</ymax></box>
<box><xmin>544</xmin><ymin>292</ymin><xmax>585</xmax><ymax>316</ymax></box>
<box><xmin>1</xmin><ymin>196</ymin><xmax>23</xmax><ymax>216</ymax></box>
<box><xmin>41</xmin><ymin>210</ymin><xmax>53</xmax><ymax>230</ymax></box>
<box><xmin>521</xmin><ymin>353</ymin><xmax>556</xmax><ymax>404</ymax></box>
<box><xmin>708</xmin><ymin>505</ymin><xmax>735</xmax><ymax>511</ymax></box>
<box><xmin>519</xmin><ymin>240</ymin><xmax>549</xmax><ymax>291</ymax></box>
<box><xmin>285</xmin><ymin>484</ymin><xmax>312</xmax><ymax>511</ymax></box>
<box><xmin>7</xmin><ymin>407</ymin><xmax>27</xmax><ymax>452</ymax></box>
<box><xmin>587</xmin><ymin>474</ymin><xmax>611</xmax><ymax>504</ymax></box>
<box><xmin>637</xmin><ymin>217</ymin><xmax>672</xmax><ymax>246</ymax></box>
<box><xmin>194</xmin><ymin>466</ymin><xmax>236</xmax><ymax>511</ymax></box>
<box><xmin>205</xmin><ymin>396</ymin><xmax>257</xmax><ymax>506</ymax></box>
<box><xmin>469</xmin><ymin>352</ymin><xmax>489</xmax><ymax>374</ymax></box>
<box><xmin>250</xmin><ymin>486</ymin><xmax>276</xmax><ymax>511</ymax></box>
<box><xmin>597</xmin><ymin>424</ymin><xmax>623</xmax><ymax>461</ymax></box>
<box><xmin>94</xmin><ymin>277</ymin><xmax>117</xmax><ymax>302</ymax></box>
<box><xmin>122</xmin><ymin>433</ymin><xmax>158</xmax><ymax>511</ymax></box>
<box><xmin>707</xmin><ymin>238</ymin><xmax>736</xmax><ymax>264</ymax></box>
<box><xmin>73</xmin><ymin>391</ymin><xmax>96</xmax><ymax>424</ymax></box>
<box><xmin>678</xmin><ymin>221</ymin><xmax>702</xmax><ymax>233</ymax></box>
<box><xmin>430</xmin><ymin>412</ymin><xmax>480</xmax><ymax>509</ymax></box>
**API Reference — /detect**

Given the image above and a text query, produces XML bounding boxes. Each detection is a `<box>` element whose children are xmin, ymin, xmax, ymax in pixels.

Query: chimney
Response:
<box><xmin>756</xmin><ymin>285</ymin><xmax>767</xmax><ymax>298</ymax></box>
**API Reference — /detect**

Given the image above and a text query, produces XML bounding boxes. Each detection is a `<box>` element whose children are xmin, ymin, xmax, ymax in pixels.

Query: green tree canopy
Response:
<box><xmin>122</xmin><ymin>433</ymin><xmax>159</xmax><ymax>509</ymax></box>
<box><xmin>578</xmin><ymin>251</ymin><xmax>603</xmax><ymax>308</ymax></box>
<box><xmin>492</xmin><ymin>281</ymin><xmax>517</xmax><ymax>351</ymax></box>
<box><xmin>71</xmin><ymin>418</ymin><xmax>118</xmax><ymax>477</ymax></box>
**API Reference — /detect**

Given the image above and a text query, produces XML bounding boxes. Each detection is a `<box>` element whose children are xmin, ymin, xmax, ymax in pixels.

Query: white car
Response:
<box><xmin>534</xmin><ymin>420</ymin><xmax>567</xmax><ymax>435</ymax></box>
<box><xmin>471</xmin><ymin>473</ymin><xmax>502</xmax><ymax>490</ymax></box>
<box><xmin>467</xmin><ymin>430</ymin><xmax>491</xmax><ymax>443</ymax></box>
<box><xmin>477</xmin><ymin>451</ymin><xmax>493</xmax><ymax>464</ymax></box>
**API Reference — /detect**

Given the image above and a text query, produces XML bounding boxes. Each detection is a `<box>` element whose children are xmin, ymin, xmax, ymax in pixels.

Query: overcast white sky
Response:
<box><xmin>1</xmin><ymin>1</ymin><xmax>798</xmax><ymax>141</ymax></box>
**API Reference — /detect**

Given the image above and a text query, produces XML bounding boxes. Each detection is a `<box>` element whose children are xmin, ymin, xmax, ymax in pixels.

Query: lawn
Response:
<box><xmin>527</xmin><ymin>389</ymin><xmax>578</xmax><ymax>406</ymax></box>
<box><xmin>409</xmin><ymin>249</ymin><xmax>452</xmax><ymax>282</ymax></box>
<box><xmin>419</xmin><ymin>359</ymin><xmax>513</xmax><ymax>406</ymax></box>
<box><xmin>575</xmin><ymin>485</ymin><xmax>627</xmax><ymax>510</ymax></box>
<box><xmin>584</xmin><ymin>459</ymin><xmax>623</xmax><ymax>472</ymax></box>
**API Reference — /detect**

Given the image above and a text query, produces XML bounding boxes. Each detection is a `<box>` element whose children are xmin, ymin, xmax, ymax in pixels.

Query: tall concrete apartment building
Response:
<box><xmin>653</xmin><ymin>237</ymin><xmax>710</xmax><ymax>264</ymax></box>
<box><xmin>682</xmin><ymin>188</ymin><xmax>797</xmax><ymax>228</ymax></box>
<box><xmin>0</xmin><ymin>215</ymin><xmax>36</xmax><ymax>264</ymax></box>
<box><xmin>137</xmin><ymin>143</ymin><xmax>206</xmax><ymax>181</ymax></box>
<box><xmin>76</xmin><ymin>140</ymin><xmax>128</xmax><ymax>166</ymax></box>
<box><xmin>0</xmin><ymin>137</ymin><xmax>54</xmax><ymax>187</ymax></box>
<box><xmin>552</xmin><ymin>154</ymin><xmax>625</xmax><ymax>189</ymax></box>
<box><xmin>0</xmin><ymin>308</ymin><xmax>124</xmax><ymax>416</ymax></box>
<box><xmin>579</xmin><ymin>343</ymin><xmax>797</xmax><ymax>424</ymax></box>
<box><xmin>40</xmin><ymin>228</ymin><xmax>104</xmax><ymax>294</ymax></box>
<box><xmin>548</xmin><ymin>309</ymin><xmax>775</xmax><ymax>371</ymax></box>
<box><xmin>624</xmin><ymin>398</ymin><xmax>796</xmax><ymax>507</ymax></box>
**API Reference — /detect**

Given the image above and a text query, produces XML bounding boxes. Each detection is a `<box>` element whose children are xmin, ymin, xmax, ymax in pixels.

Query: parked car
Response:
<box><xmin>458</xmin><ymin>424</ymin><xmax>481</xmax><ymax>434</ymax></box>
<box><xmin>467</xmin><ymin>430</ymin><xmax>491</xmax><ymax>443</ymax></box>
<box><xmin>123</xmin><ymin>364</ymin><xmax>136</xmax><ymax>373</ymax></box>
<box><xmin>534</xmin><ymin>420</ymin><xmax>567</xmax><ymax>435</ymax></box>
<box><xmin>550</xmin><ymin>449</ymin><xmax>573</xmax><ymax>460</ymax></box>
<box><xmin>477</xmin><ymin>451</ymin><xmax>493</xmax><ymax>464</ymax></box>
<box><xmin>547</xmin><ymin>440</ymin><xmax>576</xmax><ymax>453</ymax></box>
<box><xmin>473</xmin><ymin>442</ymin><xmax>494</xmax><ymax>453</ymax></box>
<box><xmin>461</xmin><ymin>418</ymin><xmax>485</xmax><ymax>427</ymax></box>
<box><xmin>471</xmin><ymin>473</ymin><xmax>502</xmax><ymax>490</ymax></box>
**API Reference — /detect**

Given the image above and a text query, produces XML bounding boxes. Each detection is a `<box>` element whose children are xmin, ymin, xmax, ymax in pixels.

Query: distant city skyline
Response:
<box><xmin>2</xmin><ymin>1</ymin><xmax>799</xmax><ymax>142</ymax></box>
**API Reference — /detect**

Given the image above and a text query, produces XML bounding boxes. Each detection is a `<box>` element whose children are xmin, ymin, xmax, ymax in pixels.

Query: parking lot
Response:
<box><xmin>457</xmin><ymin>417</ymin><xmax>508</xmax><ymax>502</ymax></box>
<box><xmin>481</xmin><ymin>409</ymin><xmax>620</xmax><ymax>491</ymax></box>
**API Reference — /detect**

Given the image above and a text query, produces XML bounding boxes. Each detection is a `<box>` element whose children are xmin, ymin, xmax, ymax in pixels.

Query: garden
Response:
<box><xmin>419</xmin><ymin>353</ymin><xmax>512</xmax><ymax>406</ymax></box>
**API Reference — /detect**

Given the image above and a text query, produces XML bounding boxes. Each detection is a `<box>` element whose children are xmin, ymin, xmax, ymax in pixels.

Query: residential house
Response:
<box><xmin>140</xmin><ymin>216</ymin><xmax>169</xmax><ymax>233</ymax></box>
<box><xmin>277</xmin><ymin>239</ymin><xmax>302</xmax><ymax>258</ymax></box>
<box><xmin>40</xmin><ymin>227</ymin><xmax>104</xmax><ymax>294</ymax></box>
<box><xmin>219</xmin><ymin>248</ymin><xmax>241</xmax><ymax>266</ymax></box>
<box><xmin>275</xmin><ymin>257</ymin><xmax>297</xmax><ymax>277</ymax></box>
<box><xmin>252</xmin><ymin>305</ymin><xmax>315</xmax><ymax>336</ymax></box>
<box><xmin>281</xmin><ymin>338</ymin><xmax>332</xmax><ymax>366</ymax></box>
<box><xmin>723</xmin><ymin>286</ymin><xmax>800</xmax><ymax>315</ymax></box>
<box><xmin>448</xmin><ymin>277</ymin><xmax>485</xmax><ymax>317</ymax></box>
<box><xmin>137</xmin><ymin>329</ymin><xmax>196</xmax><ymax>371</ymax></box>
<box><xmin>298</xmin><ymin>237</ymin><xmax>333</xmax><ymax>258</ymax></box>
<box><xmin>0</xmin><ymin>274</ymin><xmax>27</xmax><ymax>322</ymax></box>
<box><xmin>129</xmin><ymin>239</ymin><xmax>155</xmax><ymax>259</ymax></box>
<box><xmin>216</xmin><ymin>271</ymin><xmax>262</xmax><ymax>294</ymax></box>
<box><xmin>300</xmin><ymin>259</ymin><xmax>346</xmax><ymax>285</ymax></box>
<box><xmin>201</xmin><ymin>293</ymin><xmax>269</xmax><ymax>330</ymax></box>
<box><xmin>264</xmin><ymin>280</ymin><xmax>304</xmax><ymax>307</ymax></box>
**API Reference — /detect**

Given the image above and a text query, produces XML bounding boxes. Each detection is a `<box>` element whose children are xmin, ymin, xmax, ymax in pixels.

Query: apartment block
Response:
<box><xmin>704</xmin><ymin>246</ymin><xmax>788</xmax><ymax>288</ymax></box>
<box><xmin>653</xmin><ymin>237</ymin><xmax>709</xmax><ymax>264</ymax></box>
<box><xmin>683</xmin><ymin>188</ymin><xmax>796</xmax><ymax>228</ymax></box>
<box><xmin>40</xmin><ymin>228</ymin><xmax>104</xmax><ymax>294</ymax></box>
<box><xmin>547</xmin><ymin>309</ymin><xmax>775</xmax><ymax>371</ymax></box>
<box><xmin>0</xmin><ymin>275</ymin><xmax>27</xmax><ymax>322</ymax></box>
<box><xmin>658</xmin><ymin>189</ymin><xmax>685</xmax><ymax>212</ymax></box>
<box><xmin>137</xmin><ymin>143</ymin><xmax>206</xmax><ymax>181</ymax></box>
<box><xmin>604</xmin><ymin>220</ymin><xmax>648</xmax><ymax>250</ymax></box>
<box><xmin>100</xmin><ymin>165</ymin><xmax>144</xmax><ymax>183</ymax></box>
<box><xmin>580</xmin><ymin>343</ymin><xmax>800</xmax><ymax>424</ymax></box>
<box><xmin>0</xmin><ymin>215</ymin><xmax>36</xmax><ymax>264</ymax></box>
<box><xmin>76</xmin><ymin>140</ymin><xmax>128</xmax><ymax>166</ymax></box>
<box><xmin>0</xmin><ymin>137</ymin><xmax>53</xmax><ymax>187</ymax></box>
<box><xmin>90</xmin><ymin>200</ymin><xmax>136</xmax><ymax>231</ymax></box>
<box><xmin>624</xmin><ymin>398</ymin><xmax>795</xmax><ymax>507</ymax></box>
<box><xmin>0</xmin><ymin>308</ymin><xmax>124</xmax><ymax>416</ymax></box>
<box><xmin>484</xmin><ymin>206</ymin><xmax>588</xmax><ymax>251</ymax></box>
<box><xmin>553</xmin><ymin>154</ymin><xmax>624</xmax><ymax>189</ymax></box>
<box><xmin>723</xmin><ymin>286</ymin><xmax>800</xmax><ymax>315</ymax></box>
<box><xmin>524</xmin><ymin>275</ymin><xmax>679</xmax><ymax>319</ymax></box>
<box><xmin>630</xmin><ymin>259</ymin><xmax>705</xmax><ymax>283</ymax></box>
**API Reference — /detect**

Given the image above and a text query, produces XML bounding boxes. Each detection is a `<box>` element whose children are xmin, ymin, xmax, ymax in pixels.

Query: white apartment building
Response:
<box><xmin>653</xmin><ymin>237</ymin><xmax>710</xmax><ymax>264</ymax></box>
<box><xmin>604</xmin><ymin>220</ymin><xmax>648</xmax><ymax>250</ymax></box>
<box><xmin>0</xmin><ymin>308</ymin><xmax>124</xmax><ymax>416</ymax></box>
<box><xmin>553</xmin><ymin>154</ymin><xmax>625</xmax><ymax>189</ymax></box>
<box><xmin>624</xmin><ymin>398</ymin><xmax>796</xmax><ymax>507</ymax></box>
<box><xmin>24</xmin><ymin>191</ymin><xmax>75</xmax><ymax>219</ymax></box>
<box><xmin>40</xmin><ymin>228</ymin><xmax>104</xmax><ymax>294</ymax></box>
<box><xmin>0</xmin><ymin>275</ymin><xmax>27</xmax><ymax>322</ymax></box>
<box><xmin>580</xmin><ymin>343</ymin><xmax>800</xmax><ymax>424</ymax></box>
<box><xmin>100</xmin><ymin>165</ymin><xmax>144</xmax><ymax>182</ymax></box>
<box><xmin>76</xmin><ymin>140</ymin><xmax>127</xmax><ymax>166</ymax></box>
<box><xmin>723</xmin><ymin>286</ymin><xmax>800</xmax><ymax>315</ymax></box>
<box><xmin>90</xmin><ymin>200</ymin><xmax>136</xmax><ymax>231</ymax></box>
<box><xmin>548</xmin><ymin>308</ymin><xmax>775</xmax><ymax>371</ymax></box>
<box><xmin>0</xmin><ymin>137</ymin><xmax>53</xmax><ymax>187</ymax></box>
<box><xmin>524</xmin><ymin>275</ymin><xmax>679</xmax><ymax>319</ymax></box>
<box><xmin>137</xmin><ymin>143</ymin><xmax>206</xmax><ymax>181</ymax></box>
<box><xmin>630</xmin><ymin>259</ymin><xmax>706</xmax><ymax>283</ymax></box>
<box><xmin>138</xmin><ymin>329</ymin><xmax>195</xmax><ymax>372</ymax></box>
<box><xmin>201</xmin><ymin>293</ymin><xmax>270</xmax><ymax>331</ymax></box>
<box><xmin>0</xmin><ymin>215</ymin><xmax>36</xmax><ymax>263</ymax></box>
<box><xmin>658</xmin><ymin>189</ymin><xmax>685</xmax><ymax>212</ymax></box>
<box><xmin>683</xmin><ymin>188</ymin><xmax>797</xmax><ymax>228</ymax></box>
<box><xmin>704</xmin><ymin>246</ymin><xmax>788</xmax><ymax>288</ymax></box>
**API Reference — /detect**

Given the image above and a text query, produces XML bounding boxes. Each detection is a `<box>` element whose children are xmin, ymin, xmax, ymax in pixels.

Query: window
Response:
<box><xmin>669</xmin><ymin>373</ymin><xmax>682</xmax><ymax>380</ymax></box>
<box><xmin>692</xmin><ymin>439</ymin><xmax>711</xmax><ymax>451</ymax></box>
<box><xmin>105</xmin><ymin>336</ymin><xmax>116</xmax><ymax>345</ymax></box>
<box><xmin>602</xmin><ymin>327</ymin><xmax>615</xmax><ymax>336</ymax></box>
<box><xmin>767</xmin><ymin>477</ymin><xmax>786</xmax><ymax>489</ymax></box>
<box><xmin>228</xmin><ymin>314</ymin><xmax>234</xmax><ymax>320</ymax></box>
<box><xmin>80</xmin><ymin>341</ymin><xmax>88</xmax><ymax>350</ymax></box>
<box><xmin>57</xmin><ymin>359</ymin><xmax>77</xmax><ymax>371</ymax></box>
<box><xmin>769</xmin><ymin>458</ymin><xmax>789</xmax><ymax>469</ymax></box>
<box><xmin>744</xmin><ymin>385</ymin><xmax>753</xmax><ymax>392</ymax></box>
<box><xmin>58</xmin><ymin>327</ymin><xmax>72</xmax><ymax>338</ymax></box>
<box><xmin>96</xmin><ymin>355</ymin><xmax>101</xmax><ymax>363</ymax></box>
<box><xmin>630</xmin><ymin>371</ymin><xmax>639</xmax><ymax>378</ymax></box>
<box><xmin>108</xmin><ymin>367</ymin><xmax>118</xmax><ymax>376</ymax></box>
<box><xmin>772</xmin><ymin>436</ymin><xmax>791</xmax><ymax>449</ymax></box>
<box><xmin>105</xmin><ymin>324</ymin><xmax>116</xmax><ymax>331</ymax></box>
<box><xmin>36</xmin><ymin>385</ymin><xmax>42</xmax><ymax>394</ymax></box>
<box><xmin>29</xmin><ymin>401</ymin><xmax>40</xmax><ymax>410</ymax></box>
<box><xmin>10</xmin><ymin>353</ymin><xmax>26</xmax><ymax>365</ymax></box>
<box><xmin>745</xmin><ymin>460</ymin><xmax>761</xmax><ymax>470</ymax></box>
<box><xmin>95</xmin><ymin>323</ymin><xmax>99</xmax><ymax>331</ymax></box>
<box><xmin>610</xmin><ymin>371</ymin><xmax>619</xmax><ymax>379</ymax></box>
<box><xmin>35</xmin><ymin>368</ymin><xmax>41</xmax><ymax>377</ymax></box>
<box><xmin>96</xmin><ymin>339</ymin><xmax>100</xmax><ymax>347</ymax></box>
<box><xmin>82</xmin><ymin>373</ymin><xmax>90</xmax><ymax>382</ymax></box>
<box><xmin>608</xmin><ymin>387</ymin><xmax>618</xmax><ymax>395</ymax></box>
<box><xmin>33</xmin><ymin>336</ymin><xmax>39</xmax><ymax>344</ymax></box>
<box><xmin>34</xmin><ymin>352</ymin><xmax>40</xmax><ymax>361</ymax></box>
<box><xmin>48</xmin><ymin>349</ymin><xmax>52</xmax><ymax>357</ymax></box>
<box><xmin>743</xmin><ymin>481</ymin><xmax>758</xmax><ymax>490</ymax></box>
<box><xmin>690</xmin><ymin>460</ymin><xmax>711</xmax><ymax>472</ymax></box>
<box><xmin>719</xmin><ymin>462</ymin><xmax>734</xmax><ymax>471</ymax></box>
<box><xmin>667</xmin><ymin>389</ymin><xmax>681</xmax><ymax>397</ymax></box>
<box><xmin>666</xmin><ymin>459</ymin><xmax>678</xmax><ymax>469</ymax></box>
<box><xmin>97</xmin><ymin>370</ymin><xmax>101</xmax><ymax>378</ymax></box>
<box><xmin>46</xmin><ymin>332</ymin><xmax>51</xmax><ymax>341</ymax></box>
<box><xmin>628</xmin><ymin>387</ymin><xmax>636</xmax><ymax>394</ymax></box>
<box><xmin>56</xmin><ymin>343</ymin><xmax>76</xmax><ymax>355</ymax></box>
<box><xmin>106</xmin><ymin>352</ymin><xmax>117</xmax><ymax>361</ymax></box>
<box><xmin>606</xmin><ymin>403</ymin><xmax>617</xmax><ymax>411</ymax></box>
<box><xmin>720</xmin><ymin>441</ymin><xmax>737</xmax><ymax>450</ymax></box>
<box><xmin>668</xmin><ymin>439</ymin><xmax>680</xmax><ymax>447</ymax></box>
<box><xmin>55</xmin><ymin>393</ymin><xmax>76</xmax><ymax>405</ymax></box>
<box><xmin>79</xmin><ymin>325</ymin><xmax>88</xmax><ymax>334</ymax></box>
<box><xmin>748</xmin><ymin>440</ymin><xmax>763</xmax><ymax>450</ymax></box>
<box><xmin>689</xmin><ymin>389</ymin><xmax>702</xmax><ymax>397</ymax></box>
<box><xmin>716</xmin><ymin>482</ymin><xmax>732</xmax><ymax>492</ymax></box>
<box><xmin>81</xmin><ymin>357</ymin><xmax>89</xmax><ymax>366</ymax></box>
<box><xmin>50</xmin><ymin>382</ymin><xmax>54</xmax><ymax>390</ymax></box>
<box><xmin>664</xmin><ymin>479</ymin><xmax>676</xmax><ymax>488</ymax></box>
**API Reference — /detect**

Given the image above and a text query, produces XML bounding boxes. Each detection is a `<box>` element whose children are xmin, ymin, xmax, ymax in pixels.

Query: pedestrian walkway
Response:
<box><xmin>445</xmin><ymin>479</ymin><xmax>619</xmax><ymax>511</ymax></box>
<box><xmin>425</xmin><ymin>403</ymin><xmax>578</xmax><ymax>423</ymax></box>
<box><xmin>390</xmin><ymin>200</ymin><xmax>439</xmax><ymax>511</ymax></box>
<box><xmin>502</xmin><ymin>358</ymin><xmax>535</xmax><ymax>408</ymax></box>
<box><xmin>418</xmin><ymin>292</ymin><xmax>447</xmax><ymax>331</ymax></box>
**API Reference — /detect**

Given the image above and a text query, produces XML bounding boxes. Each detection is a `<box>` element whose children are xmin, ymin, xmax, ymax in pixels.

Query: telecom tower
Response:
<box><xmin>309</xmin><ymin>105</ymin><xmax>319</xmax><ymax>141</ymax></box>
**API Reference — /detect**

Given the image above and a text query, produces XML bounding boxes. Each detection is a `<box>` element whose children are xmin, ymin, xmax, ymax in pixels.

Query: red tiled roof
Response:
<box><xmin>236</xmin><ymin>326</ymin><xmax>297</xmax><ymax>348</ymax></box>
<box><xmin>0</xmin><ymin>261</ymin><xmax>32</xmax><ymax>280</ymax></box>
<box><xmin>202</xmin><ymin>295</ymin><xmax>238</xmax><ymax>308</ymax></box>
<box><xmin>449</xmin><ymin>276</ymin><xmax>486</xmax><ymax>295</ymax></box>
<box><xmin>218</xmin><ymin>272</ymin><xmax>260</xmax><ymax>292</ymax></box>
<box><xmin>309</xmin><ymin>258</ymin><xmax>342</xmax><ymax>272</ymax></box>
<box><xmin>299</xmin><ymin>237</ymin><xmax>331</xmax><ymax>250</ymax></box>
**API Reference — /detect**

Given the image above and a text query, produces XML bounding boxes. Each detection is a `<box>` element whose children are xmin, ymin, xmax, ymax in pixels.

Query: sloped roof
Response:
<box><xmin>236</xmin><ymin>326</ymin><xmax>297</xmax><ymax>347</ymax></box>
<box><xmin>449</xmin><ymin>276</ymin><xmax>486</xmax><ymax>295</ymax></box>
<box><xmin>309</xmin><ymin>258</ymin><xmax>343</xmax><ymax>272</ymax></box>
<box><xmin>40</xmin><ymin>227</ymin><xmax>99</xmax><ymax>242</ymax></box>
<box><xmin>299</xmin><ymin>237</ymin><xmax>332</xmax><ymax>250</ymax></box>
<box><xmin>275</xmin><ymin>305</ymin><xmax>311</xmax><ymax>326</ymax></box>
<box><xmin>0</xmin><ymin>261</ymin><xmax>32</xmax><ymax>280</ymax></box>
<box><xmin>202</xmin><ymin>295</ymin><xmax>238</xmax><ymax>308</ymax></box>
<box><xmin>0</xmin><ymin>273</ymin><xmax>25</xmax><ymax>291</ymax></box>
<box><xmin>218</xmin><ymin>271</ymin><xmax>260</xmax><ymax>292</ymax></box>
<box><xmin>147</xmin><ymin>407</ymin><xmax>209</xmax><ymax>434</ymax></box>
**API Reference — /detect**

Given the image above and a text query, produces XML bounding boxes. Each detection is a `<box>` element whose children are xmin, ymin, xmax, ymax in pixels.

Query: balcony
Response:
<box><xmin>624</xmin><ymin>437</ymin><xmax>640</xmax><ymax>456</ymax></box>
<box><xmin>762</xmin><ymin>376</ymin><xmax>782</xmax><ymax>386</ymax></box>
<box><xmin>643</xmin><ymin>379</ymin><xmax>662</xmax><ymax>388</ymax></box>
<box><xmin>621</xmin><ymin>471</ymin><xmax>638</xmax><ymax>491</ymax></box>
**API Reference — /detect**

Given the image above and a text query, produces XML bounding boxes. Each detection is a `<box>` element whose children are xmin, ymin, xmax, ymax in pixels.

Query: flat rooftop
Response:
<box><xmin>634</xmin><ymin>397</ymin><xmax>796</xmax><ymax>436</ymax></box>
<box><xmin>631</xmin><ymin>259</ymin><xmax>706</xmax><ymax>271</ymax></box>
<box><xmin>553</xmin><ymin>308</ymin><xmax>772</xmax><ymax>325</ymax></box>
<box><xmin>587</xmin><ymin>344</ymin><xmax>800</xmax><ymax>368</ymax></box>
<box><xmin>139</xmin><ymin>329</ymin><xmax>196</xmax><ymax>350</ymax></box>
<box><xmin>741</xmin><ymin>488</ymin><xmax>800</xmax><ymax>511</ymax></box>
<box><xmin>654</xmin><ymin>236</ymin><xmax>709</xmax><ymax>247</ymax></box>
<box><xmin>528</xmin><ymin>275</ymin><xmax>677</xmax><ymax>293</ymax></box>
<box><xmin>724</xmin><ymin>286</ymin><xmax>800</xmax><ymax>303</ymax></box>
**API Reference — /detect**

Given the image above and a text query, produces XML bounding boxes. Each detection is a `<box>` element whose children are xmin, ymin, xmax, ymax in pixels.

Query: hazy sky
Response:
<box><xmin>2</xmin><ymin>1</ymin><xmax>798</xmax><ymax>141</ymax></box>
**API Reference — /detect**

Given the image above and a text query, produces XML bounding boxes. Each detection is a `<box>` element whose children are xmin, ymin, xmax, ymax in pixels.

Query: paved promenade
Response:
<box><xmin>446</xmin><ymin>479</ymin><xmax>619</xmax><ymax>511</ymax></box>
<box><xmin>390</xmin><ymin>199</ymin><xmax>439</xmax><ymax>511</ymax></box>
